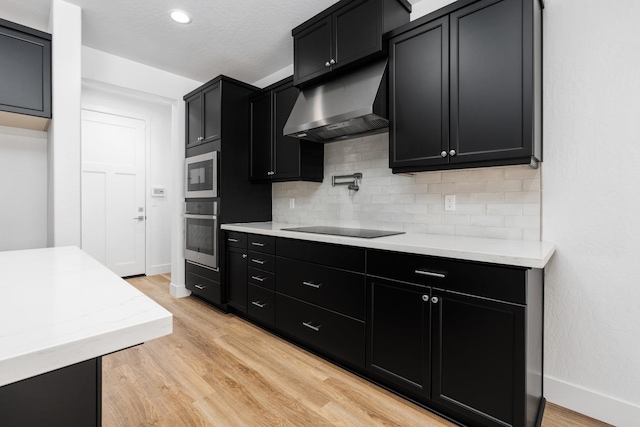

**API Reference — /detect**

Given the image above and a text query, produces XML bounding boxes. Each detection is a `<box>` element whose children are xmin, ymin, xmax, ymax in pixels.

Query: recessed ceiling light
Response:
<box><xmin>170</xmin><ymin>10</ymin><xmax>191</xmax><ymax>24</ymax></box>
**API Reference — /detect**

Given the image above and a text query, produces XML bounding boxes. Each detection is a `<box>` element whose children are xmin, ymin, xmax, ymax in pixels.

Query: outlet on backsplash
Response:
<box><xmin>289</xmin><ymin>198</ymin><xmax>295</xmax><ymax>209</ymax></box>
<box><xmin>272</xmin><ymin>133</ymin><xmax>542</xmax><ymax>241</ymax></box>
<box><xmin>445</xmin><ymin>195</ymin><xmax>456</xmax><ymax>211</ymax></box>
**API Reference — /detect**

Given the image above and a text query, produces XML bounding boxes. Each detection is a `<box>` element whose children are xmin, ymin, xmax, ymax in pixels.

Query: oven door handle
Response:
<box><xmin>183</xmin><ymin>214</ymin><xmax>218</xmax><ymax>220</ymax></box>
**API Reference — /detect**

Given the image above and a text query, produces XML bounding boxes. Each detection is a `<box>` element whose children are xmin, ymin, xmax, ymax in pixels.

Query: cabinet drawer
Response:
<box><xmin>248</xmin><ymin>267</ymin><xmax>275</xmax><ymax>291</ymax></box>
<box><xmin>248</xmin><ymin>285</ymin><xmax>275</xmax><ymax>327</ymax></box>
<box><xmin>277</xmin><ymin>257</ymin><xmax>365</xmax><ymax>320</ymax></box>
<box><xmin>248</xmin><ymin>234</ymin><xmax>275</xmax><ymax>254</ymax></box>
<box><xmin>276</xmin><ymin>294</ymin><xmax>365</xmax><ymax>369</ymax></box>
<box><xmin>186</xmin><ymin>262</ymin><xmax>221</xmax><ymax>305</ymax></box>
<box><xmin>276</xmin><ymin>238</ymin><xmax>365</xmax><ymax>272</ymax></box>
<box><xmin>225</xmin><ymin>231</ymin><xmax>247</xmax><ymax>249</ymax></box>
<box><xmin>248</xmin><ymin>251</ymin><xmax>275</xmax><ymax>273</ymax></box>
<box><xmin>367</xmin><ymin>250</ymin><xmax>527</xmax><ymax>305</ymax></box>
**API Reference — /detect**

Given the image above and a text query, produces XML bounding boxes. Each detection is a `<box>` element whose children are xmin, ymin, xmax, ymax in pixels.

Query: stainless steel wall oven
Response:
<box><xmin>184</xmin><ymin>201</ymin><xmax>219</xmax><ymax>270</ymax></box>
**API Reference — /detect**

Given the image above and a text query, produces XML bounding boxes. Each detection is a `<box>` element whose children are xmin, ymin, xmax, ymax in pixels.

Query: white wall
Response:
<box><xmin>542</xmin><ymin>0</ymin><xmax>640</xmax><ymax>423</ymax></box>
<box><xmin>82</xmin><ymin>46</ymin><xmax>202</xmax><ymax>296</ymax></box>
<box><xmin>0</xmin><ymin>126</ymin><xmax>48</xmax><ymax>251</ymax></box>
<box><xmin>47</xmin><ymin>0</ymin><xmax>82</xmax><ymax>248</ymax></box>
<box><xmin>82</xmin><ymin>84</ymin><xmax>173</xmax><ymax>275</ymax></box>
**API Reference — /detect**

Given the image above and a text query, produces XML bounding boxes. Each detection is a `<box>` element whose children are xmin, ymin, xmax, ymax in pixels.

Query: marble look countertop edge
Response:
<box><xmin>221</xmin><ymin>222</ymin><xmax>556</xmax><ymax>269</ymax></box>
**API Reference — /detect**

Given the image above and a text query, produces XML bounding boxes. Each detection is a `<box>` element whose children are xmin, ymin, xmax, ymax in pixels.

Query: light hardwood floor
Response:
<box><xmin>103</xmin><ymin>275</ymin><xmax>611</xmax><ymax>427</ymax></box>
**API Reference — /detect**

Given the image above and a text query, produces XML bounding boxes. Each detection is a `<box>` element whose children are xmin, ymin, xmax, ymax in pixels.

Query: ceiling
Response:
<box><xmin>0</xmin><ymin>0</ymin><xmax>420</xmax><ymax>85</ymax></box>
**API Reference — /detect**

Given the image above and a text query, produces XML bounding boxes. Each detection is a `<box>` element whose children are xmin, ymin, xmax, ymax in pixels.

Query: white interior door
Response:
<box><xmin>81</xmin><ymin>109</ymin><xmax>146</xmax><ymax>277</ymax></box>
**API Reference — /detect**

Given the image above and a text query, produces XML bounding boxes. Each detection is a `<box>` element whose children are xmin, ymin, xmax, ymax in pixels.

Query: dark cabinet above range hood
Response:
<box><xmin>283</xmin><ymin>59</ymin><xmax>388</xmax><ymax>143</ymax></box>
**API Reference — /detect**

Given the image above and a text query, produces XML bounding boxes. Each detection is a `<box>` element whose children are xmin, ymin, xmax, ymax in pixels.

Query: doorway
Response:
<box><xmin>81</xmin><ymin>109</ymin><xmax>146</xmax><ymax>277</ymax></box>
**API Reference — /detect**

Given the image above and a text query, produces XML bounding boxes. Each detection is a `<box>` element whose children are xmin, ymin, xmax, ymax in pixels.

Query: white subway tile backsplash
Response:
<box><xmin>272</xmin><ymin>134</ymin><xmax>541</xmax><ymax>241</ymax></box>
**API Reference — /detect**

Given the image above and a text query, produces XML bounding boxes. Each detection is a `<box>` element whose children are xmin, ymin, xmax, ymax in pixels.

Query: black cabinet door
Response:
<box><xmin>389</xmin><ymin>17</ymin><xmax>449</xmax><ymax>170</ymax></box>
<box><xmin>202</xmin><ymin>83</ymin><xmax>221</xmax><ymax>144</ymax></box>
<box><xmin>293</xmin><ymin>16</ymin><xmax>332</xmax><ymax>86</ymax></box>
<box><xmin>250</xmin><ymin>91</ymin><xmax>273</xmax><ymax>180</ymax></box>
<box><xmin>367</xmin><ymin>277</ymin><xmax>431</xmax><ymax>402</ymax></box>
<box><xmin>450</xmin><ymin>0</ymin><xmax>528</xmax><ymax>164</ymax></box>
<box><xmin>185</xmin><ymin>92</ymin><xmax>202</xmax><ymax>149</ymax></box>
<box><xmin>272</xmin><ymin>83</ymin><xmax>302</xmax><ymax>179</ymax></box>
<box><xmin>431</xmin><ymin>289</ymin><xmax>525</xmax><ymax>427</ymax></box>
<box><xmin>226</xmin><ymin>247</ymin><xmax>247</xmax><ymax>313</ymax></box>
<box><xmin>0</xmin><ymin>24</ymin><xmax>51</xmax><ymax>118</ymax></box>
<box><xmin>333</xmin><ymin>0</ymin><xmax>381</xmax><ymax>70</ymax></box>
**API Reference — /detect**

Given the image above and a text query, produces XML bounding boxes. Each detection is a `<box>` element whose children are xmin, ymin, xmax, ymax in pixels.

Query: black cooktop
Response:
<box><xmin>282</xmin><ymin>226</ymin><xmax>405</xmax><ymax>239</ymax></box>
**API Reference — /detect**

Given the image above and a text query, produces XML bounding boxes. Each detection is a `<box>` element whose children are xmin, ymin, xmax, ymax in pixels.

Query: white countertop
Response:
<box><xmin>0</xmin><ymin>246</ymin><xmax>172</xmax><ymax>387</ymax></box>
<box><xmin>221</xmin><ymin>222</ymin><xmax>556</xmax><ymax>269</ymax></box>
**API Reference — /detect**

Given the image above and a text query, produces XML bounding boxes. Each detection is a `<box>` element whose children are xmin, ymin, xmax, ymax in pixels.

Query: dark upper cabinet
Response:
<box><xmin>185</xmin><ymin>83</ymin><xmax>221</xmax><ymax>151</ymax></box>
<box><xmin>388</xmin><ymin>0</ymin><xmax>543</xmax><ymax>173</ymax></box>
<box><xmin>389</xmin><ymin>17</ymin><xmax>449</xmax><ymax>169</ymax></box>
<box><xmin>0</xmin><ymin>18</ymin><xmax>51</xmax><ymax>128</ymax></box>
<box><xmin>292</xmin><ymin>0</ymin><xmax>411</xmax><ymax>87</ymax></box>
<box><xmin>250</xmin><ymin>77</ymin><xmax>323</xmax><ymax>182</ymax></box>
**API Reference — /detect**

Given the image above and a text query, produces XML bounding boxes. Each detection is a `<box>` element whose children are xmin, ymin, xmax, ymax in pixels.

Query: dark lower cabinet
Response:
<box><xmin>221</xmin><ymin>233</ymin><xmax>544</xmax><ymax>427</ymax></box>
<box><xmin>367</xmin><ymin>277</ymin><xmax>431</xmax><ymax>402</ymax></box>
<box><xmin>226</xmin><ymin>246</ymin><xmax>248</xmax><ymax>313</ymax></box>
<box><xmin>185</xmin><ymin>261</ymin><xmax>222</xmax><ymax>305</ymax></box>
<box><xmin>431</xmin><ymin>289</ymin><xmax>526</xmax><ymax>427</ymax></box>
<box><xmin>0</xmin><ymin>358</ymin><xmax>101</xmax><ymax>427</ymax></box>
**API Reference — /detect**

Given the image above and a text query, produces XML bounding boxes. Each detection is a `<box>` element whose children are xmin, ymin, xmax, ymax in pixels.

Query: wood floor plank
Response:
<box><xmin>101</xmin><ymin>275</ymin><xmax>611</xmax><ymax>427</ymax></box>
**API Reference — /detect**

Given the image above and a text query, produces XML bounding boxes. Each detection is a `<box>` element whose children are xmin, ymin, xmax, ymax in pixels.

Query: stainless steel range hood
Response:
<box><xmin>283</xmin><ymin>59</ymin><xmax>388</xmax><ymax>143</ymax></box>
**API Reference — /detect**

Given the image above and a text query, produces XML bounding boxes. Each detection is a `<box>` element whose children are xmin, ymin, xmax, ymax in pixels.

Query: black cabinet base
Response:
<box><xmin>0</xmin><ymin>357</ymin><xmax>102</xmax><ymax>427</ymax></box>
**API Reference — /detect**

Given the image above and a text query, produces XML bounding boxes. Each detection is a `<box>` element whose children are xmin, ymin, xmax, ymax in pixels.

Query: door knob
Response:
<box><xmin>422</xmin><ymin>295</ymin><xmax>429</xmax><ymax>302</ymax></box>
<box><xmin>431</xmin><ymin>296</ymin><xmax>439</xmax><ymax>304</ymax></box>
<box><xmin>133</xmin><ymin>215</ymin><xmax>145</xmax><ymax>220</ymax></box>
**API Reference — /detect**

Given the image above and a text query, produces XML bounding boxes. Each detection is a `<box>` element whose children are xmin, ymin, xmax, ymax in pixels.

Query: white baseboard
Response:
<box><xmin>545</xmin><ymin>376</ymin><xmax>640</xmax><ymax>426</ymax></box>
<box><xmin>170</xmin><ymin>281</ymin><xmax>191</xmax><ymax>298</ymax></box>
<box><xmin>146</xmin><ymin>263</ymin><xmax>171</xmax><ymax>276</ymax></box>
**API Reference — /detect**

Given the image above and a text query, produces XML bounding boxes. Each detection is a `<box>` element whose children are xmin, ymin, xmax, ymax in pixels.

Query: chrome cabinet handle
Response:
<box><xmin>251</xmin><ymin>242</ymin><xmax>265</xmax><ymax>247</ymax></box>
<box><xmin>197</xmin><ymin>136</ymin><xmax>204</xmax><ymax>141</ymax></box>
<box><xmin>302</xmin><ymin>281</ymin><xmax>321</xmax><ymax>289</ymax></box>
<box><xmin>422</xmin><ymin>295</ymin><xmax>429</xmax><ymax>302</ymax></box>
<box><xmin>449</xmin><ymin>149</ymin><xmax>456</xmax><ymax>156</ymax></box>
<box><xmin>325</xmin><ymin>61</ymin><xmax>331</xmax><ymax>67</ymax></box>
<box><xmin>414</xmin><ymin>269</ymin><xmax>445</xmax><ymax>279</ymax></box>
<box><xmin>251</xmin><ymin>275</ymin><xmax>266</xmax><ymax>282</ymax></box>
<box><xmin>329</xmin><ymin>59</ymin><xmax>336</xmax><ymax>65</ymax></box>
<box><xmin>431</xmin><ymin>296</ymin><xmax>439</xmax><ymax>304</ymax></box>
<box><xmin>441</xmin><ymin>151</ymin><xmax>447</xmax><ymax>158</ymax></box>
<box><xmin>251</xmin><ymin>301</ymin><xmax>267</xmax><ymax>308</ymax></box>
<box><xmin>267</xmin><ymin>171</ymin><xmax>275</xmax><ymax>176</ymax></box>
<box><xmin>251</xmin><ymin>259</ymin><xmax>265</xmax><ymax>265</ymax></box>
<box><xmin>302</xmin><ymin>321</ymin><xmax>321</xmax><ymax>332</ymax></box>
<box><xmin>242</xmin><ymin>254</ymin><xmax>247</xmax><ymax>259</ymax></box>
<box><xmin>195</xmin><ymin>284</ymin><xmax>206</xmax><ymax>290</ymax></box>
<box><xmin>227</xmin><ymin>238</ymin><xmax>239</xmax><ymax>242</ymax></box>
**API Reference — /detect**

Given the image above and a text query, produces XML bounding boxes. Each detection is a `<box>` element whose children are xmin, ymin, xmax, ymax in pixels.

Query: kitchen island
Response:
<box><xmin>0</xmin><ymin>246</ymin><xmax>173</xmax><ymax>427</ymax></box>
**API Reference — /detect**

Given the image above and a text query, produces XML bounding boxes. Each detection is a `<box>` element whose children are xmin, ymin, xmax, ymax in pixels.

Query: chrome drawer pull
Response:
<box><xmin>251</xmin><ymin>259</ymin><xmax>266</xmax><ymax>265</ymax></box>
<box><xmin>414</xmin><ymin>270</ymin><xmax>446</xmax><ymax>279</ymax></box>
<box><xmin>227</xmin><ymin>238</ymin><xmax>239</xmax><ymax>242</ymax></box>
<box><xmin>251</xmin><ymin>301</ymin><xmax>267</xmax><ymax>308</ymax></box>
<box><xmin>251</xmin><ymin>275</ymin><xmax>266</xmax><ymax>282</ymax></box>
<box><xmin>302</xmin><ymin>321</ymin><xmax>321</xmax><ymax>332</ymax></box>
<box><xmin>194</xmin><ymin>284</ymin><xmax>206</xmax><ymax>290</ymax></box>
<box><xmin>302</xmin><ymin>281</ymin><xmax>322</xmax><ymax>289</ymax></box>
<box><xmin>251</xmin><ymin>242</ymin><xmax>266</xmax><ymax>247</ymax></box>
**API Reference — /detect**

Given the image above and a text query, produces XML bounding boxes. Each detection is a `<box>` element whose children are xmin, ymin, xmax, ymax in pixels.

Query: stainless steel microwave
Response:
<box><xmin>185</xmin><ymin>151</ymin><xmax>218</xmax><ymax>198</ymax></box>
